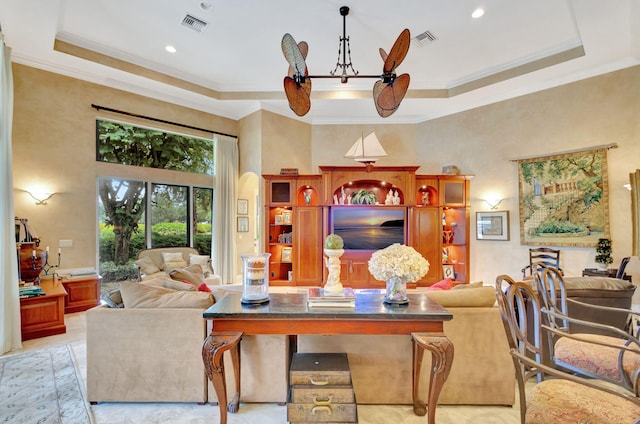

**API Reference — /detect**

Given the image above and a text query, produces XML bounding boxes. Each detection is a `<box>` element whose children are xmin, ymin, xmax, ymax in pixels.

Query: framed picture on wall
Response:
<box><xmin>237</xmin><ymin>216</ymin><xmax>249</xmax><ymax>233</ymax></box>
<box><xmin>476</xmin><ymin>211</ymin><xmax>509</xmax><ymax>241</ymax></box>
<box><xmin>237</xmin><ymin>199</ymin><xmax>248</xmax><ymax>215</ymax></box>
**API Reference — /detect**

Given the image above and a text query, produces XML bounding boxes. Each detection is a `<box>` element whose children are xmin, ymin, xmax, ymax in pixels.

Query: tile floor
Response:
<box><xmin>8</xmin><ymin>312</ymin><xmax>522</xmax><ymax>424</ymax></box>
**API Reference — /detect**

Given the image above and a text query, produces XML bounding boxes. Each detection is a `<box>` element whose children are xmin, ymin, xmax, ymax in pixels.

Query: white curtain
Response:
<box><xmin>0</xmin><ymin>32</ymin><xmax>21</xmax><ymax>354</ymax></box>
<box><xmin>212</xmin><ymin>134</ymin><xmax>238</xmax><ymax>284</ymax></box>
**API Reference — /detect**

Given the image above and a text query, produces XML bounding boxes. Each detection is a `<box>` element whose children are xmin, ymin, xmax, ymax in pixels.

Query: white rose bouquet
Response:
<box><xmin>368</xmin><ymin>243</ymin><xmax>430</xmax><ymax>283</ymax></box>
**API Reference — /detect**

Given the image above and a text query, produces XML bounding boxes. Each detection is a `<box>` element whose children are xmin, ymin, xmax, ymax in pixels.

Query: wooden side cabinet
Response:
<box><xmin>61</xmin><ymin>274</ymin><xmax>101</xmax><ymax>313</ymax></box>
<box><xmin>20</xmin><ymin>278</ymin><xmax>67</xmax><ymax>341</ymax></box>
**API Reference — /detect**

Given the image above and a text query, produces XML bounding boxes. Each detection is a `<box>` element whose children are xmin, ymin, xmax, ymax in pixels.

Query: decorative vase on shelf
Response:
<box><xmin>384</xmin><ymin>276</ymin><xmax>408</xmax><ymax>305</ymax></box>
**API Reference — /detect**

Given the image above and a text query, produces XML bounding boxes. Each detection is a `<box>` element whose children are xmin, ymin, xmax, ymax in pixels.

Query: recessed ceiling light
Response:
<box><xmin>472</xmin><ymin>8</ymin><xmax>485</xmax><ymax>18</ymax></box>
<box><xmin>165</xmin><ymin>45</ymin><xmax>177</xmax><ymax>53</ymax></box>
<box><xmin>200</xmin><ymin>2</ymin><xmax>213</xmax><ymax>12</ymax></box>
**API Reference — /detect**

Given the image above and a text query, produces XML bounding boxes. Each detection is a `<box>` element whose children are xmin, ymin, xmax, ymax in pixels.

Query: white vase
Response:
<box><xmin>384</xmin><ymin>276</ymin><xmax>408</xmax><ymax>305</ymax></box>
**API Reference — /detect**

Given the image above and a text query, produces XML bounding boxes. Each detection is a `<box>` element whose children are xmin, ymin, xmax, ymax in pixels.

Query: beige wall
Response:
<box><xmin>12</xmin><ymin>64</ymin><xmax>236</xmax><ymax>270</ymax></box>
<box><xmin>11</xmin><ymin>63</ymin><xmax>640</xmax><ymax>286</ymax></box>
<box><xmin>415</xmin><ymin>66</ymin><xmax>640</xmax><ymax>284</ymax></box>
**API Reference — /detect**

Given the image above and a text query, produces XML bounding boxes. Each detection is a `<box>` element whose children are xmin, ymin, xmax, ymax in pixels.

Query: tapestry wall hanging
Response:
<box><xmin>517</xmin><ymin>147</ymin><xmax>610</xmax><ymax>247</ymax></box>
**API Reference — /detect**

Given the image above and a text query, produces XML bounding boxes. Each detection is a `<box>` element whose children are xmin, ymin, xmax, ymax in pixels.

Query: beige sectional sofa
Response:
<box><xmin>86</xmin><ymin>284</ymin><xmax>289</xmax><ymax>404</ymax></box>
<box><xmin>298</xmin><ymin>285</ymin><xmax>515</xmax><ymax>405</ymax></box>
<box><xmin>86</xmin><ymin>283</ymin><xmax>513</xmax><ymax>406</ymax></box>
<box><xmin>134</xmin><ymin>246</ymin><xmax>222</xmax><ymax>286</ymax></box>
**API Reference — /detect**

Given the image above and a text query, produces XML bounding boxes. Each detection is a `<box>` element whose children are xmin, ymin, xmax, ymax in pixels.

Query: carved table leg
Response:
<box><xmin>412</xmin><ymin>332</ymin><xmax>454</xmax><ymax>424</ymax></box>
<box><xmin>202</xmin><ymin>331</ymin><xmax>242</xmax><ymax>424</ymax></box>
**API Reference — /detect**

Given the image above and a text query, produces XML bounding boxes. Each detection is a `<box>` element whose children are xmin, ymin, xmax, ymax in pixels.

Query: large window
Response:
<box><xmin>98</xmin><ymin>178</ymin><xmax>213</xmax><ymax>286</ymax></box>
<box><xmin>96</xmin><ymin>119</ymin><xmax>214</xmax><ymax>175</ymax></box>
<box><xmin>96</xmin><ymin>118</ymin><xmax>215</xmax><ymax>288</ymax></box>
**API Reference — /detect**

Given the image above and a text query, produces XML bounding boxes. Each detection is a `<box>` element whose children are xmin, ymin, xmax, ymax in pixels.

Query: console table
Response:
<box><xmin>202</xmin><ymin>291</ymin><xmax>454</xmax><ymax>424</ymax></box>
<box><xmin>20</xmin><ymin>278</ymin><xmax>67</xmax><ymax>341</ymax></box>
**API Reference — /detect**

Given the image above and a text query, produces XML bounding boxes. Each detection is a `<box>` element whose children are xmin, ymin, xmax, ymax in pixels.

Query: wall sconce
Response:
<box><xmin>27</xmin><ymin>190</ymin><xmax>56</xmax><ymax>205</ymax></box>
<box><xmin>483</xmin><ymin>197</ymin><xmax>504</xmax><ymax>210</ymax></box>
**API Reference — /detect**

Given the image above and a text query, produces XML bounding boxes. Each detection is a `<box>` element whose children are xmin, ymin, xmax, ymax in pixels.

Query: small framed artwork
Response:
<box><xmin>237</xmin><ymin>199</ymin><xmax>248</xmax><ymax>215</ymax></box>
<box><xmin>282</xmin><ymin>247</ymin><xmax>292</xmax><ymax>263</ymax></box>
<box><xmin>476</xmin><ymin>211</ymin><xmax>509</xmax><ymax>241</ymax></box>
<box><xmin>237</xmin><ymin>216</ymin><xmax>249</xmax><ymax>232</ymax></box>
<box><xmin>274</xmin><ymin>214</ymin><xmax>283</xmax><ymax>225</ymax></box>
<box><xmin>282</xmin><ymin>210</ymin><xmax>292</xmax><ymax>225</ymax></box>
<box><xmin>442</xmin><ymin>264</ymin><xmax>455</xmax><ymax>280</ymax></box>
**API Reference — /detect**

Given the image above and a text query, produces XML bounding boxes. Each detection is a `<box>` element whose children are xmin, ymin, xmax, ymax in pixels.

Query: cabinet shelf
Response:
<box><xmin>269</xmin><ymin>243</ymin><xmax>292</xmax><ymax>246</ymax></box>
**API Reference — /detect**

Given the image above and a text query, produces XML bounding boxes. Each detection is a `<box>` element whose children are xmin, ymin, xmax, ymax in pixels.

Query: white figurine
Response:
<box><xmin>392</xmin><ymin>190</ymin><xmax>401</xmax><ymax>205</ymax></box>
<box><xmin>385</xmin><ymin>190</ymin><xmax>393</xmax><ymax>205</ymax></box>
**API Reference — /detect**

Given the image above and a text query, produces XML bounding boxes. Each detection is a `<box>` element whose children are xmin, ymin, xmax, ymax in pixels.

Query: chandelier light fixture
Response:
<box><xmin>281</xmin><ymin>6</ymin><xmax>411</xmax><ymax>118</ymax></box>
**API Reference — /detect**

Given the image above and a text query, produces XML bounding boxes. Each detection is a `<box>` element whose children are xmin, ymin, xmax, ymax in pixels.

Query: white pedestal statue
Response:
<box><xmin>323</xmin><ymin>248</ymin><xmax>345</xmax><ymax>294</ymax></box>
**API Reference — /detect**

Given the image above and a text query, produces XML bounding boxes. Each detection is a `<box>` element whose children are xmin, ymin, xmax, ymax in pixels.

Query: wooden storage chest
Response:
<box><xmin>287</xmin><ymin>352</ymin><xmax>357</xmax><ymax>423</ymax></box>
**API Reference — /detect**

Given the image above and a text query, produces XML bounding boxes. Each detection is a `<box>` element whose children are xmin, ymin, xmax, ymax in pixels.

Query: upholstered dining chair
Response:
<box><xmin>533</xmin><ymin>265</ymin><xmax>640</xmax><ymax>393</ymax></box>
<box><xmin>521</xmin><ymin>247</ymin><xmax>562</xmax><ymax>280</ymax></box>
<box><xmin>495</xmin><ymin>274</ymin><xmax>640</xmax><ymax>423</ymax></box>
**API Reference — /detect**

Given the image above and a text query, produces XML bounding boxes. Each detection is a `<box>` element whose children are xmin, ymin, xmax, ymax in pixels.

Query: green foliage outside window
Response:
<box><xmin>96</xmin><ymin>120</ymin><xmax>214</xmax><ymax>174</ymax></box>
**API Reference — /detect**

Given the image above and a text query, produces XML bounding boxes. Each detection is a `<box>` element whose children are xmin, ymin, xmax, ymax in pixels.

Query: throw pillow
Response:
<box><xmin>197</xmin><ymin>283</ymin><xmax>212</xmax><ymax>292</ymax></box>
<box><xmin>167</xmin><ymin>264</ymin><xmax>205</xmax><ymax>287</ymax></box>
<box><xmin>162</xmin><ymin>260</ymin><xmax>188</xmax><ymax>271</ymax></box>
<box><xmin>427</xmin><ymin>278</ymin><xmax>453</xmax><ymax>291</ymax></box>
<box><xmin>162</xmin><ymin>252</ymin><xmax>184</xmax><ymax>263</ymax></box>
<box><xmin>135</xmin><ymin>256</ymin><xmax>161</xmax><ymax>275</ymax></box>
<box><xmin>163</xmin><ymin>279</ymin><xmax>196</xmax><ymax>291</ymax></box>
<box><xmin>119</xmin><ymin>282</ymin><xmax>214</xmax><ymax>308</ymax></box>
<box><xmin>189</xmin><ymin>254</ymin><xmax>211</xmax><ymax>273</ymax></box>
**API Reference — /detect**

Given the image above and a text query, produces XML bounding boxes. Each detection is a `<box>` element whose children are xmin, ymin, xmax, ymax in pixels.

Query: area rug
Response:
<box><xmin>0</xmin><ymin>344</ymin><xmax>94</xmax><ymax>424</ymax></box>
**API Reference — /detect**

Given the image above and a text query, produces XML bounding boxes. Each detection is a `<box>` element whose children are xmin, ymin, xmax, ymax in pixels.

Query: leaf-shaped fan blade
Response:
<box><xmin>383</xmin><ymin>29</ymin><xmax>410</xmax><ymax>73</ymax></box>
<box><xmin>288</xmin><ymin>41</ymin><xmax>309</xmax><ymax>77</ymax></box>
<box><xmin>379</xmin><ymin>48</ymin><xmax>388</xmax><ymax>62</ymax></box>
<box><xmin>282</xmin><ymin>33</ymin><xmax>307</xmax><ymax>76</ymax></box>
<box><xmin>373</xmin><ymin>74</ymin><xmax>410</xmax><ymax>118</ymax></box>
<box><xmin>284</xmin><ymin>76</ymin><xmax>311</xmax><ymax>117</ymax></box>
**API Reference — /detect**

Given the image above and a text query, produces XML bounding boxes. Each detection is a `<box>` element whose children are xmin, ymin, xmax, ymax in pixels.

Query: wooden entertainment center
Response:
<box><xmin>264</xmin><ymin>166</ymin><xmax>471</xmax><ymax>288</ymax></box>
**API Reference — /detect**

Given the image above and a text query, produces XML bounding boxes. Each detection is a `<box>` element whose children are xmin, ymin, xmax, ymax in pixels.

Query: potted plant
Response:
<box><xmin>595</xmin><ymin>238</ymin><xmax>613</xmax><ymax>269</ymax></box>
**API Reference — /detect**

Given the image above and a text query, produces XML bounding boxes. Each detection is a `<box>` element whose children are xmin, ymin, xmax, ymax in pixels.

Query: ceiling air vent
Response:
<box><xmin>182</xmin><ymin>14</ymin><xmax>208</xmax><ymax>32</ymax></box>
<box><xmin>413</xmin><ymin>30</ymin><xmax>438</xmax><ymax>47</ymax></box>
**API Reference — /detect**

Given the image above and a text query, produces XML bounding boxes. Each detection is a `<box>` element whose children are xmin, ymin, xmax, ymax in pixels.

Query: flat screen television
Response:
<box><xmin>331</xmin><ymin>206</ymin><xmax>406</xmax><ymax>250</ymax></box>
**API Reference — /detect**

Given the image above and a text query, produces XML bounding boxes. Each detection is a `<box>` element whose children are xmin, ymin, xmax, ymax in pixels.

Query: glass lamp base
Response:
<box><xmin>241</xmin><ymin>296</ymin><xmax>270</xmax><ymax>305</ymax></box>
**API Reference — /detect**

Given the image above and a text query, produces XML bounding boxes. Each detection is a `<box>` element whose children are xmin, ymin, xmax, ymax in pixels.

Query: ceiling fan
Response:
<box><xmin>281</xmin><ymin>6</ymin><xmax>410</xmax><ymax>118</ymax></box>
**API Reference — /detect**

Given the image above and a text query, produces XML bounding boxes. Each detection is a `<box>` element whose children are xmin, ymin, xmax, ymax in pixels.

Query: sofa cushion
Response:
<box><xmin>190</xmin><ymin>254</ymin><xmax>211</xmax><ymax>271</ymax></box>
<box><xmin>425</xmin><ymin>286</ymin><xmax>496</xmax><ymax>307</ymax></box>
<box><xmin>453</xmin><ymin>281</ymin><xmax>484</xmax><ymax>290</ymax></box>
<box><xmin>163</xmin><ymin>279</ymin><xmax>197</xmax><ymax>291</ymax></box>
<box><xmin>162</xmin><ymin>260</ymin><xmax>188</xmax><ymax>271</ymax></box>
<box><xmin>120</xmin><ymin>282</ymin><xmax>214</xmax><ymax>308</ymax></box>
<box><xmin>168</xmin><ymin>265</ymin><xmax>205</xmax><ymax>287</ymax></box>
<box><xmin>135</xmin><ymin>256</ymin><xmax>161</xmax><ymax>275</ymax></box>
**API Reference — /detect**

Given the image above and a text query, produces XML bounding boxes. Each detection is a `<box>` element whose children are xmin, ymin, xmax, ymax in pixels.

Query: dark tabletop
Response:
<box><xmin>203</xmin><ymin>291</ymin><xmax>452</xmax><ymax>321</ymax></box>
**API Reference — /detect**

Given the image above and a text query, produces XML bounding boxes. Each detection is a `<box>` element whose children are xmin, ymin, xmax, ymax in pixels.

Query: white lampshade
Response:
<box><xmin>344</xmin><ymin>132</ymin><xmax>387</xmax><ymax>163</ymax></box>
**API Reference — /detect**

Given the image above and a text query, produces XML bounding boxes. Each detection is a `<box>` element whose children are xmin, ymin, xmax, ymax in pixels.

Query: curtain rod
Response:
<box><xmin>90</xmin><ymin>104</ymin><xmax>237</xmax><ymax>139</ymax></box>
<box><xmin>509</xmin><ymin>143</ymin><xmax>618</xmax><ymax>162</ymax></box>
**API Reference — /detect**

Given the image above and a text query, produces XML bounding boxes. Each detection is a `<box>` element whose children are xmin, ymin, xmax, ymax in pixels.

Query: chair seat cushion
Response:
<box><xmin>527</xmin><ymin>378</ymin><xmax>640</xmax><ymax>423</ymax></box>
<box><xmin>554</xmin><ymin>334</ymin><xmax>640</xmax><ymax>382</ymax></box>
